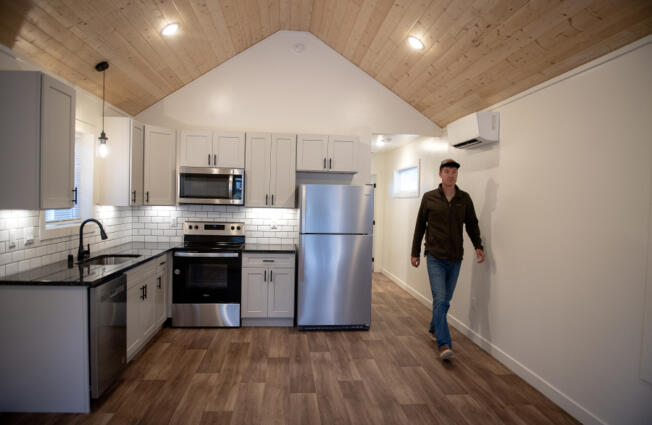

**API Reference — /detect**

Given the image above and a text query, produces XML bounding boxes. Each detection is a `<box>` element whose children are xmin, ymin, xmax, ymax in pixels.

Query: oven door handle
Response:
<box><xmin>174</xmin><ymin>252</ymin><xmax>239</xmax><ymax>258</ymax></box>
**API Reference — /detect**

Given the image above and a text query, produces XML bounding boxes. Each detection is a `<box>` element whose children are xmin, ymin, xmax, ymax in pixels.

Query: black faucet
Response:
<box><xmin>78</xmin><ymin>218</ymin><xmax>108</xmax><ymax>261</ymax></box>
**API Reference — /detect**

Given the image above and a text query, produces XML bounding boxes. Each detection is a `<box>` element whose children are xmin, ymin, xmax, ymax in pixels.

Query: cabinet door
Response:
<box><xmin>267</xmin><ymin>268</ymin><xmax>295</xmax><ymax>318</ymax></box>
<box><xmin>242</xmin><ymin>268</ymin><xmax>268</xmax><ymax>318</ymax></box>
<box><xmin>296</xmin><ymin>134</ymin><xmax>328</xmax><ymax>172</ymax></box>
<box><xmin>142</xmin><ymin>279</ymin><xmax>158</xmax><ymax>340</ymax></box>
<box><xmin>328</xmin><ymin>135</ymin><xmax>357</xmax><ymax>173</ymax></box>
<box><xmin>270</xmin><ymin>134</ymin><xmax>296</xmax><ymax>208</ymax></box>
<box><xmin>154</xmin><ymin>272</ymin><xmax>166</xmax><ymax>326</ymax></box>
<box><xmin>127</xmin><ymin>283</ymin><xmax>144</xmax><ymax>357</ymax></box>
<box><xmin>179</xmin><ymin>129</ymin><xmax>213</xmax><ymax>167</ymax></box>
<box><xmin>40</xmin><ymin>73</ymin><xmax>76</xmax><ymax>209</ymax></box>
<box><xmin>144</xmin><ymin>125</ymin><xmax>176</xmax><ymax>205</ymax></box>
<box><xmin>245</xmin><ymin>133</ymin><xmax>271</xmax><ymax>207</ymax></box>
<box><xmin>214</xmin><ymin>131</ymin><xmax>245</xmax><ymax>168</ymax></box>
<box><xmin>130</xmin><ymin>121</ymin><xmax>145</xmax><ymax>205</ymax></box>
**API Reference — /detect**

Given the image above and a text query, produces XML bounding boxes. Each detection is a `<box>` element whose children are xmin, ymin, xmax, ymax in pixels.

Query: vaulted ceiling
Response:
<box><xmin>1</xmin><ymin>0</ymin><xmax>650</xmax><ymax>127</ymax></box>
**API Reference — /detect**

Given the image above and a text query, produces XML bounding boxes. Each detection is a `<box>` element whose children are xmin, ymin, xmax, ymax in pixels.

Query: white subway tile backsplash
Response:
<box><xmin>0</xmin><ymin>204</ymin><xmax>297</xmax><ymax>276</ymax></box>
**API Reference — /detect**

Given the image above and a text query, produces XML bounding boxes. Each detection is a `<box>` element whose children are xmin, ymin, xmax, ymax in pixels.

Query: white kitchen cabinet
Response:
<box><xmin>126</xmin><ymin>257</ymin><xmax>166</xmax><ymax>362</ymax></box>
<box><xmin>0</xmin><ymin>71</ymin><xmax>76</xmax><ymax>210</ymax></box>
<box><xmin>296</xmin><ymin>134</ymin><xmax>357</xmax><ymax>173</ymax></box>
<box><xmin>154</xmin><ymin>255</ymin><xmax>168</xmax><ymax>326</ymax></box>
<box><xmin>144</xmin><ymin>125</ymin><xmax>176</xmax><ymax>205</ymax></box>
<box><xmin>242</xmin><ymin>253</ymin><xmax>295</xmax><ymax>326</ymax></box>
<box><xmin>245</xmin><ymin>133</ymin><xmax>296</xmax><ymax>208</ymax></box>
<box><xmin>178</xmin><ymin>129</ymin><xmax>213</xmax><ymax>167</ymax></box>
<box><xmin>178</xmin><ymin>130</ymin><xmax>244</xmax><ymax>168</ymax></box>
<box><xmin>241</xmin><ymin>268</ymin><xmax>268</xmax><ymax>318</ymax></box>
<box><xmin>296</xmin><ymin>134</ymin><xmax>328</xmax><ymax>172</ymax></box>
<box><xmin>97</xmin><ymin>117</ymin><xmax>145</xmax><ymax>206</ymax></box>
<box><xmin>214</xmin><ymin>131</ymin><xmax>245</xmax><ymax>168</ymax></box>
<box><xmin>267</xmin><ymin>267</ymin><xmax>294</xmax><ymax>318</ymax></box>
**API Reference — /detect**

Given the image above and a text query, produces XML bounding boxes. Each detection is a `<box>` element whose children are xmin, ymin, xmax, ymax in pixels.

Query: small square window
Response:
<box><xmin>393</xmin><ymin>165</ymin><xmax>419</xmax><ymax>198</ymax></box>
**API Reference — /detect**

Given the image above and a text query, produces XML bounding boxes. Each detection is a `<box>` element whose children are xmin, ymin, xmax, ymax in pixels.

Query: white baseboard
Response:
<box><xmin>380</xmin><ymin>270</ymin><xmax>605</xmax><ymax>425</ymax></box>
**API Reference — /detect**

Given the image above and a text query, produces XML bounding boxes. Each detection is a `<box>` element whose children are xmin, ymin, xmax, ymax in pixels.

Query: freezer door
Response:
<box><xmin>298</xmin><ymin>234</ymin><xmax>372</xmax><ymax>327</ymax></box>
<box><xmin>299</xmin><ymin>184</ymin><xmax>373</xmax><ymax>234</ymax></box>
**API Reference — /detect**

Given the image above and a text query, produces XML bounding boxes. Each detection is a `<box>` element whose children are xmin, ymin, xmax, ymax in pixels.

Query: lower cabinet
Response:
<box><xmin>241</xmin><ymin>253</ymin><xmax>295</xmax><ymax>326</ymax></box>
<box><xmin>126</xmin><ymin>254</ymin><xmax>168</xmax><ymax>361</ymax></box>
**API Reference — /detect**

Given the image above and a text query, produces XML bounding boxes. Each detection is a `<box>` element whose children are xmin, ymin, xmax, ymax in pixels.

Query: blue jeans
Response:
<box><xmin>426</xmin><ymin>254</ymin><xmax>461</xmax><ymax>349</ymax></box>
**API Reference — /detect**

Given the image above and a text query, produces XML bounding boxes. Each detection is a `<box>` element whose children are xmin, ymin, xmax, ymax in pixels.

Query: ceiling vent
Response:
<box><xmin>447</xmin><ymin>111</ymin><xmax>500</xmax><ymax>149</ymax></box>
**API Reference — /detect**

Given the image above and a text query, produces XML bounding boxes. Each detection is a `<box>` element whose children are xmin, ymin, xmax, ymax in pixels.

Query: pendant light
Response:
<box><xmin>95</xmin><ymin>61</ymin><xmax>109</xmax><ymax>158</ymax></box>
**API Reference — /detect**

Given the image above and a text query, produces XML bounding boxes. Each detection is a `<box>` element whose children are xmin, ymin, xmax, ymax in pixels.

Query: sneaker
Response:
<box><xmin>439</xmin><ymin>347</ymin><xmax>454</xmax><ymax>361</ymax></box>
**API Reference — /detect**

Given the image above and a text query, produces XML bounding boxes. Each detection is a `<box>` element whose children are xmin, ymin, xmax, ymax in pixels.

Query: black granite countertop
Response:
<box><xmin>243</xmin><ymin>243</ymin><xmax>297</xmax><ymax>253</ymax></box>
<box><xmin>0</xmin><ymin>242</ymin><xmax>181</xmax><ymax>288</ymax></box>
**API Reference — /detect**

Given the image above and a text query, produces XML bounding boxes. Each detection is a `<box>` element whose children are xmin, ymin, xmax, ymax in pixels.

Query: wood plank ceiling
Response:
<box><xmin>0</xmin><ymin>0</ymin><xmax>650</xmax><ymax>127</ymax></box>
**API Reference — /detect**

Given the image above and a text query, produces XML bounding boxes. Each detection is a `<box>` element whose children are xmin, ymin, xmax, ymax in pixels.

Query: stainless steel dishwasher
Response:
<box><xmin>89</xmin><ymin>274</ymin><xmax>127</xmax><ymax>399</ymax></box>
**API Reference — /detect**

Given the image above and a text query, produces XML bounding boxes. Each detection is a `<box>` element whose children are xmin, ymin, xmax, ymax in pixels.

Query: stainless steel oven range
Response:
<box><xmin>172</xmin><ymin>221</ymin><xmax>244</xmax><ymax>327</ymax></box>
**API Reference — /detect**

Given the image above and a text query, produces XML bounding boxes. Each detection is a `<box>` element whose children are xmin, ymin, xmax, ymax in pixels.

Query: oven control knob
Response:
<box><xmin>237</xmin><ymin>226</ymin><xmax>241</xmax><ymax>230</ymax></box>
<box><xmin>194</xmin><ymin>225</ymin><xmax>199</xmax><ymax>229</ymax></box>
<box><xmin>174</xmin><ymin>269</ymin><xmax>180</xmax><ymax>275</ymax></box>
<box><xmin>231</xmin><ymin>226</ymin><xmax>235</xmax><ymax>230</ymax></box>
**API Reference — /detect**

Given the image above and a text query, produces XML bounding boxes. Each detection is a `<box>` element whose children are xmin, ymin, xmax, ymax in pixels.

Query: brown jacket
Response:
<box><xmin>411</xmin><ymin>184</ymin><xmax>483</xmax><ymax>261</ymax></box>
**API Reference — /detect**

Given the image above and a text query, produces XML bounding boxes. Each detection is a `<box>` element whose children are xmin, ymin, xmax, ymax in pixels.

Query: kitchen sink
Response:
<box><xmin>79</xmin><ymin>254</ymin><xmax>141</xmax><ymax>266</ymax></box>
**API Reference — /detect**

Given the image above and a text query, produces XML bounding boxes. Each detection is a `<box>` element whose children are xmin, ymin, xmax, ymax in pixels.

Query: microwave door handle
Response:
<box><xmin>228</xmin><ymin>175</ymin><xmax>233</xmax><ymax>199</ymax></box>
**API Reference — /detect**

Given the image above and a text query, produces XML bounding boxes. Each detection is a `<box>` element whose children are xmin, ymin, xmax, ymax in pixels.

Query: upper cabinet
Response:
<box><xmin>97</xmin><ymin>117</ymin><xmax>145</xmax><ymax>206</ymax></box>
<box><xmin>0</xmin><ymin>71</ymin><xmax>76</xmax><ymax>210</ymax></box>
<box><xmin>144</xmin><ymin>125</ymin><xmax>176</xmax><ymax>205</ymax></box>
<box><xmin>296</xmin><ymin>134</ymin><xmax>357</xmax><ymax>173</ymax></box>
<box><xmin>179</xmin><ymin>130</ymin><xmax>244</xmax><ymax>168</ymax></box>
<box><xmin>245</xmin><ymin>133</ymin><xmax>296</xmax><ymax>208</ymax></box>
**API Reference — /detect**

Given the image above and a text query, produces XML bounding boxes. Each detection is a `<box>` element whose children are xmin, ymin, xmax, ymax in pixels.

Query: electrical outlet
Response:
<box><xmin>24</xmin><ymin>229</ymin><xmax>34</xmax><ymax>245</ymax></box>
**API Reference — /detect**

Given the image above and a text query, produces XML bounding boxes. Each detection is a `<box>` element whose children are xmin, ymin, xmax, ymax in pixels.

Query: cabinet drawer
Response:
<box><xmin>126</xmin><ymin>259</ymin><xmax>157</xmax><ymax>289</ymax></box>
<box><xmin>243</xmin><ymin>253</ymin><xmax>295</xmax><ymax>268</ymax></box>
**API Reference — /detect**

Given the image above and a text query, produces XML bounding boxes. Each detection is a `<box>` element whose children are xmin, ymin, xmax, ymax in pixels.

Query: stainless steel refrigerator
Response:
<box><xmin>297</xmin><ymin>184</ymin><xmax>374</xmax><ymax>329</ymax></box>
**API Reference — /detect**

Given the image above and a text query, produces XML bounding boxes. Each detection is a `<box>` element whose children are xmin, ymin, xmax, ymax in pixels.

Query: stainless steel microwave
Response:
<box><xmin>177</xmin><ymin>167</ymin><xmax>244</xmax><ymax>205</ymax></box>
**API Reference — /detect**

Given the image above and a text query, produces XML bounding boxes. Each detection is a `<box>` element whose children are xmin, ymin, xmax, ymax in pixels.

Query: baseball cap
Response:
<box><xmin>439</xmin><ymin>158</ymin><xmax>460</xmax><ymax>170</ymax></box>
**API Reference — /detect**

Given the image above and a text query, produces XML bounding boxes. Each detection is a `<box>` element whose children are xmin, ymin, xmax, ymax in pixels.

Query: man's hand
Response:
<box><xmin>411</xmin><ymin>256</ymin><xmax>420</xmax><ymax>268</ymax></box>
<box><xmin>476</xmin><ymin>249</ymin><xmax>486</xmax><ymax>263</ymax></box>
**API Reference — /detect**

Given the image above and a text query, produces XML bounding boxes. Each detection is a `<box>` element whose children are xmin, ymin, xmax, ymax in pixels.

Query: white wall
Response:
<box><xmin>136</xmin><ymin>30</ymin><xmax>439</xmax><ymax>186</ymax></box>
<box><xmin>374</xmin><ymin>38</ymin><xmax>652</xmax><ymax>425</ymax></box>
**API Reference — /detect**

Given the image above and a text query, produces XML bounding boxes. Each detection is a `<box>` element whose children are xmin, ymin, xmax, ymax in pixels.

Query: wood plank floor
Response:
<box><xmin>1</xmin><ymin>273</ymin><xmax>579</xmax><ymax>425</ymax></box>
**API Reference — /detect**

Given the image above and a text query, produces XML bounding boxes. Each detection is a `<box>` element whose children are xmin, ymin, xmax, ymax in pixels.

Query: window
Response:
<box><xmin>40</xmin><ymin>130</ymin><xmax>94</xmax><ymax>240</ymax></box>
<box><xmin>393</xmin><ymin>165</ymin><xmax>419</xmax><ymax>198</ymax></box>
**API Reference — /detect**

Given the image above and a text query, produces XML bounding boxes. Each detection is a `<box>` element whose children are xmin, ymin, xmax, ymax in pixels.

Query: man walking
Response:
<box><xmin>411</xmin><ymin>159</ymin><xmax>485</xmax><ymax>361</ymax></box>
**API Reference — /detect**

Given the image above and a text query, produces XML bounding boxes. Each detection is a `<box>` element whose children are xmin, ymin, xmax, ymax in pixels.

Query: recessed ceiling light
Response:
<box><xmin>161</xmin><ymin>23</ymin><xmax>179</xmax><ymax>36</ymax></box>
<box><xmin>407</xmin><ymin>36</ymin><xmax>424</xmax><ymax>50</ymax></box>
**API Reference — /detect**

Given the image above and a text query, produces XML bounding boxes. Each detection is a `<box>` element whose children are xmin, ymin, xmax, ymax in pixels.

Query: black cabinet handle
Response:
<box><xmin>323</xmin><ymin>158</ymin><xmax>326</xmax><ymax>169</ymax></box>
<box><xmin>213</xmin><ymin>154</ymin><xmax>217</xmax><ymax>166</ymax></box>
<box><xmin>264</xmin><ymin>270</ymin><xmax>266</xmax><ymax>282</ymax></box>
<box><xmin>270</xmin><ymin>270</ymin><xmax>273</xmax><ymax>282</ymax></box>
<box><xmin>146</xmin><ymin>191</ymin><xmax>149</xmax><ymax>203</ymax></box>
<box><xmin>72</xmin><ymin>187</ymin><xmax>78</xmax><ymax>204</ymax></box>
<box><xmin>140</xmin><ymin>285</ymin><xmax>145</xmax><ymax>300</ymax></box>
<box><xmin>157</xmin><ymin>276</ymin><xmax>162</xmax><ymax>289</ymax></box>
<box><xmin>271</xmin><ymin>194</ymin><xmax>274</xmax><ymax>205</ymax></box>
<box><xmin>329</xmin><ymin>158</ymin><xmax>332</xmax><ymax>169</ymax></box>
<box><xmin>265</xmin><ymin>194</ymin><xmax>268</xmax><ymax>205</ymax></box>
<box><xmin>208</xmin><ymin>154</ymin><xmax>211</xmax><ymax>166</ymax></box>
<box><xmin>132</xmin><ymin>190</ymin><xmax>136</xmax><ymax>203</ymax></box>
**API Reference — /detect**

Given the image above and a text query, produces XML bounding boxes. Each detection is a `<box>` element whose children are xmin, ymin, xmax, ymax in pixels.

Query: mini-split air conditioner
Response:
<box><xmin>447</xmin><ymin>111</ymin><xmax>500</xmax><ymax>149</ymax></box>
